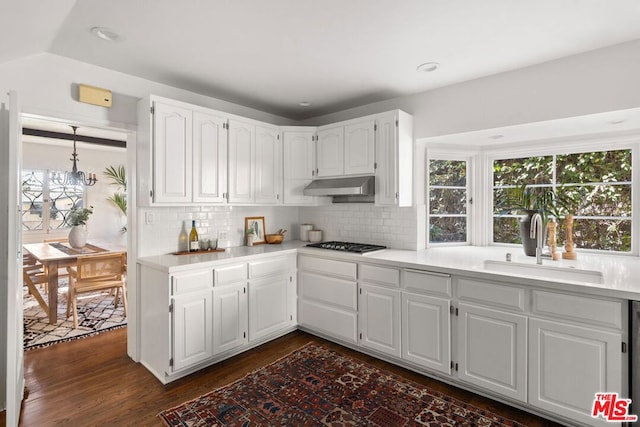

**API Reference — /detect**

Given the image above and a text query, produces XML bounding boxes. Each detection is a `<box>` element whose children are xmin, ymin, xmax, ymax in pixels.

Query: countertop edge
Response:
<box><xmin>138</xmin><ymin>243</ymin><xmax>640</xmax><ymax>300</ymax></box>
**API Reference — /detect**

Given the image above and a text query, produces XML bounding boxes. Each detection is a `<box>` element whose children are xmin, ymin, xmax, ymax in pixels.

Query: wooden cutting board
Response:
<box><xmin>172</xmin><ymin>249</ymin><xmax>226</xmax><ymax>255</ymax></box>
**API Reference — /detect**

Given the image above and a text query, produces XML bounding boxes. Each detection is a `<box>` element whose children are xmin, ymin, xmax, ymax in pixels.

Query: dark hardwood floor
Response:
<box><xmin>13</xmin><ymin>328</ymin><xmax>561</xmax><ymax>426</ymax></box>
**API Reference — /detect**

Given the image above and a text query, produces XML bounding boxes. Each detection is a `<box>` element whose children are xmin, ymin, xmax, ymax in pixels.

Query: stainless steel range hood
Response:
<box><xmin>303</xmin><ymin>175</ymin><xmax>375</xmax><ymax>201</ymax></box>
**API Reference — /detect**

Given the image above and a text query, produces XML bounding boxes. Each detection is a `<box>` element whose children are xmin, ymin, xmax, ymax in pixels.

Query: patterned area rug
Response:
<box><xmin>23</xmin><ymin>280</ymin><xmax>127</xmax><ymax>350</ymax></box>
<box><xmin>159</xmin><ymin>343</ymin><xmax>525</xmax><ymax>426</ymax></box>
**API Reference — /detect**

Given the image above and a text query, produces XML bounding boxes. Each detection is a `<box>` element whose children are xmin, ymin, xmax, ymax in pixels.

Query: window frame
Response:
<box><xmin>21</xmin><ymin>168</ymin><xmax>87</xmax><ymax>236</ymax></box>
<box><xmin>426</xmin><ymin>150</ymin><xmax>475</xmax><ymax>247</ymax></box>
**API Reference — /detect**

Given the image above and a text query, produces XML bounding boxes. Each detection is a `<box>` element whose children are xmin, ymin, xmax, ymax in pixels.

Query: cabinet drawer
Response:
<box><xmin>171</xmin><ymin>269</ymin><xmax>213</xmax><ymax>295</ymax></box>
<box><xmin>299</xmin><ymin>271</ymin><xmax>357</xmax><ymax>310</ymax></box>
<box><xmin>299</xmin><ymin>300</ymin><xmax>357</xmax><ymax>344</ymax></box>
<box><xmin>299</xmin><ymin>255</ymin><xmax>356</xmax><ymax>281</ymax></box>
<box><xmin>359</xmin><ymin>263</ymin><xmax>399</xmax><ymax>287</ymax></box>
<box><xmin>214</xmin><ymin>263</ymin><xmax>247</xmax><ymax>286</ymax></box>
<box><xmin>249</xmin><ymin>256</ymin><xmax>293</xmax><ymax>279</ymax></box>
<box><xmin>403</xmin><ymin>269</ymin><xmax>451</xmax><ymax>297</ymax></box>
<box><xmin>531</xmin><ymin>290</ymin><xmax>623</xmax><ymax>329</ymax></box>
<box><xmin>457</xmin><ymin>278</ymin><xmax>525</xmax><ymax>312</ymax></box>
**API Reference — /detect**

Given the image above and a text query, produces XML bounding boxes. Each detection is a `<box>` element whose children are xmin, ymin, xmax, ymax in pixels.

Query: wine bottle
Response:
<box><xmin>189</xmin><ymin>220</ymin><xmax>199</xmax><ymax>252</ymax></box>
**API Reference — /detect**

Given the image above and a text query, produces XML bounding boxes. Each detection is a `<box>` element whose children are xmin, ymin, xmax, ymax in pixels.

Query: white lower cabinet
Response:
<box><xmin>212</xmin><ymin>282</ymin><xmax>247</xmax><ymax>355</ymax></box>
<box><xmin>248</xmin><ymin>255</ymin><xmax>296</xmax><ymax>342</ymax></box>
<box><xmin>298</xmin><ymin>255</ymin><xmax>358</xmax><ymax>343</ymax></box>
<box><xmin>249</xmin><ymin>276</ymin><xmax>291</xmax><ymax>342</ymax></box>
<box><xmin>171</xmin><ymin>289</ymin><xmax>213</xmax><ymax>371</ymax></box>
<box><xmin>170</xmin><ymin>269</ymin><xmax>214</xmax><ymax>372</ymax></box>
<box><xmin>457</xmin><ymin>302</ymin><xmax>528</xmax><ymax>402</ymax></box>
<box><xmin>529</xmin><ymin>320</ymin><xmax>623</xmax><ymax>426</ymax></box>
<box><xmin>528</xmin><ymin>290</ymin><xmax>626</xmax><ymax>427</ymax></box>
<box><xmin>359</xmin><ymin>284</ymin><xmax>401</xmax><ymax>357</ymax></box>
<box><xmin>402</xmin><ymin>292</ymin><xmax>451</xmax><ymax>375</ymax></box>
<box><xmin>140</xmin><ymin>254</ymin><xmax>296</xmax><ymax>384</ymax></box>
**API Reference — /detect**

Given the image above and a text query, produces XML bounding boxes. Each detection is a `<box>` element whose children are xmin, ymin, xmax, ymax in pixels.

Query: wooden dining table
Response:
<box><xmin>22</xmin><ymin>240</ymin><xmax>126</xmax><ymax>324</ymax></box>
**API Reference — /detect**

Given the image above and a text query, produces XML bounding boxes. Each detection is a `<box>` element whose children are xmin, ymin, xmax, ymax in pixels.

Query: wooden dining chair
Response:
<box><xmin>23</xmin><ymin>261</ymin><xmax>49</xmax><ymax>314</ymax></box>
<box><xmin>66</xmin><ymin>253</ymin><xmax>127</xmax><ymax>329</ymax></box>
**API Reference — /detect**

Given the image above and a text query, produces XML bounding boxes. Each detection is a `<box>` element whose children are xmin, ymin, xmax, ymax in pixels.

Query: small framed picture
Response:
<box><xmin>245</xmin><ymin>216</ymin><xmax>266</xmax><ymax>244</ymax></box>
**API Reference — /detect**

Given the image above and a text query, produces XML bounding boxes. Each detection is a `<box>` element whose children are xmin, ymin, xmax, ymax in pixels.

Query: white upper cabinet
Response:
<box><xmin>344</xmin><ymin>120</ymin><xmax>375</xmax><ymax>175</ymax></box>
<box><xmin>316</xmin><ymin>125</ymin><xmax>344</xmax><ymax>177</ymax></box>
<box><xmin>254</xmin><ymin>125</ymin><xmax>282</xmax><ymax>204</ymax></box>
<box><xmin>152</xmin><ymin>101</ymin><xmax>193</xmax><ymax>203</ymax></box>
<box><xmin>193</xmin><ymin>111</ymin><xmax>228</xmax><ymax>203</ymax></box>
<box><xmin>283</xmin><ymin>129</ymin><xmax>316</xmax><ymax>205</ymax></box>
<box><xmin>138</xmin><ymin>95</ymin><xmax>412</xmax><ymax>207</ymax></box>
<box><xmin>316</xmin><ymin>120</ymin><xmax>376</xmax><ymax>178</ymax></box>
<box><xmin>375</xmin><ymin>111</ymin><xmax>413</xmax><ymax>207</ymax></box>
<box><xmin>138</xmin><ymin>96</ymin><xmax>229</xmax><ymax>206</ymax></box>
<box><xmin>227</xmin><ymin>119</ymin><xmax>255</xmax><ymax>204</ymax></box>
<box><xmin>228</xmin><ymin>120</ymin><xmax>283</xmax><ymax>205</ymax></box>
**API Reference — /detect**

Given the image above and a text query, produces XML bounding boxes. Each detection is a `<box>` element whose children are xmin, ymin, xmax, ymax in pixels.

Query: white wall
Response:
<box><xmin>21</xmin><ymin>141</ymin><xmax>127</xmax><ymax>244</ymax></box>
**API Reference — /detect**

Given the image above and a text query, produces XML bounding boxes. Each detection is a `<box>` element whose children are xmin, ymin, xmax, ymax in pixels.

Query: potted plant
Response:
<box><xmin>495</xmin><ymin>184</ymin><xmax>556</xmax><ymax>256</ymax></box>
<box><xmin>68</xmin><ymin>206</ymin><xmax>93</xmax><ymax>248</ymax></box>
<box><xmin>104</xmin><ymin>165</ymin><xmax>127</xmax><ymax>233</ymax></box>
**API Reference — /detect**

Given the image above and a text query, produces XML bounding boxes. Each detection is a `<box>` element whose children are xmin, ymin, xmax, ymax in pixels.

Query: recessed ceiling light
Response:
<box><xmin>490</xmin><ymin>134</ymin><xmax>505</xmax><ymax>140</ymax></box>
<box><xmin>91</xmin><ymin>27</ymin><xmax>120</xmax><ymax>42</ymax></box>
<box><xmin>609</xmin><ymin>119</ymin><xmax>625</xmax><ymax>125</ymax></box>
<box><xmin>416</xmin><ymin>62</ymin><xmax>440</xmax><ymax>73</ymax></box>
<box><xmin>298</xmin><ymin>101</ymin><xmax>312</xmax><ymax>107</ymax></box>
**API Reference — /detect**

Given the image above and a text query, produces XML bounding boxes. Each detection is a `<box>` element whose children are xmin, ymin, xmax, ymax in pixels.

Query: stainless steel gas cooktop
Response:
<box><xmin>305</xmin><ymin>241</ymin><xmax>387</xmax><ymax>253</ymax></box>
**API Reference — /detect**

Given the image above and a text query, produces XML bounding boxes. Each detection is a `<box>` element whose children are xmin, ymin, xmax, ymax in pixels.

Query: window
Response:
<box><xmin>428</xmin><ymin>159</ymin><xmax>469</xmax><ymax>244</ymax></box>
<box><xmin>21</xmin><ymin>170</ymin><xmax>85</xmax><ymax>232</ymax></box>
<box><xmin>493</xmin><ymin>149</ymin><xmax>632</xmax><ymax>252</ymax></box>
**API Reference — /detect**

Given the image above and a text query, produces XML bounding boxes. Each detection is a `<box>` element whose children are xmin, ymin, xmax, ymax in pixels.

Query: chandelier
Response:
<box><xmin>51</xmin><ymin>125</ymin><xmax>98</xmax><ymax>187</ymax></box>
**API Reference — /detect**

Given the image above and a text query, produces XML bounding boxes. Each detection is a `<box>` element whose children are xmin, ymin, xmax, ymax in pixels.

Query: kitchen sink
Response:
<box><xmin>481</xmin><ymin>260</ymin><xmax>604</xmax><ymax>284</ymax></box>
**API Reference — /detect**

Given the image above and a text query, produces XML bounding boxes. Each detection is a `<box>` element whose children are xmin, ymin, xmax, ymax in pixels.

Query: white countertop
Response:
<box><xmin>138</xmin><ymin>242</ymin><xmax>640</xmax><ymax>300</ymax></box>
<box><xmin>137</xmin><ymin>240</ymin><xmax>307</xmax><ymax>272</ymax></box>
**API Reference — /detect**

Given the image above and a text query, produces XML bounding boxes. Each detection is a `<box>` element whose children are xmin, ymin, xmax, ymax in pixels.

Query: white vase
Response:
<box><xmin>68</xmin><ymin>225</ymin><xmax>87</xmax><ymax>248</ymax></box>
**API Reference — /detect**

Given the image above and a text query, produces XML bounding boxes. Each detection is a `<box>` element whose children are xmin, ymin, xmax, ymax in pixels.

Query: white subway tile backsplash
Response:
<box><xmin>138</xmin><ymin>202</ymin><xmax>421</xmax><ymax>256</ymax></box>
<box><xmin>299</xmin><ymin>204</ymin><xmax>420</xmax><ymax>250</ymax></box>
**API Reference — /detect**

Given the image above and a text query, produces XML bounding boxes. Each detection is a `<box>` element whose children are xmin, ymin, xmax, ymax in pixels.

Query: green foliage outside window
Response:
<box><xmin>493</xmin><ymin>149</ymin><xmax>632</xmax><ymax>252</ymax></box>
<box><xmin>429</xmin><ymin>160</ymin><xmax>467</xmax><ymax>243</ymax></box>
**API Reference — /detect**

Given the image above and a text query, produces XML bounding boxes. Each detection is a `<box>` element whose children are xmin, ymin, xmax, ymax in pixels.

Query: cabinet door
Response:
<box><xmin>402</xmin><ymin>293</ymin><xmax>451</xmax><ymax>375</ymax></box>
<box><xmin>344</xmin><ymin>120</ymin><xmax>375</xmax><ymax>175</ymax></box>
<box><xmin>254</xmin><ymin>125</ymin><xmax>282</xmax><ymax>204</ymax></box>
<box><xmin>171</xmin><ymin>290</ymin><xmax>213</xmax><ymax>371</ymax></box>
<box><xmin>316</xmin><ymin>125</ymin><xmax>344</xmax><ymax>177</ymax></box>
<box><xmin>213</xmin><ymin>283</ymin><xmax>248</xmax><ymax>355</ymax></box>
<box><xmin>359</xmin><ymin>284</ymin><xmax>401</xmax><ymax>358</ymax></box>
<box><xmin>529</xmin><ymin>318</ymin><xmax>622</xmax><ymax>426</ymax></box>
<box><xmin>283</xmin><ymin>130</ymin><xmax>316</xmax><ymax>205</ymax></box>
<box><xmin>457</xmin><ymin>303</ymin><xmax>527</xmax><ymax>402</ymax></box>
<box><xmin>193</xmin><ymin>111</ymin><xmax>227</xmax><ymax>203</ymax></box>
<box><xmin>227</xmin><ymin>119</ymin><xmax>255</xmax><ymax>203</ymax></box>
<box><xmin>249</xmin><ymin>276</ymin><xmax>291</xmax><ymax>341</ymax></box>
<box><xmin>375</xmin><ymin>112</ymin><xmax>398</xmax><ymax>206</ymax></box>
<box><xmin>375</xmin><ymin>111</ymin><xmax>412</xmax><ymax>207</ymax></box>
<box><xmin>153</xmin><ymin>102</ymin><xmax>192</xmax><ymax>203</ymax></box>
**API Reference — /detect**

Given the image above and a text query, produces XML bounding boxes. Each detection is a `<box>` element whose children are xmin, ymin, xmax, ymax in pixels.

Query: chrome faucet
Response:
<box><xmin>530</xmin><ymin>213</ymin><xmax>544</xmax><ymax>265</ymax></box>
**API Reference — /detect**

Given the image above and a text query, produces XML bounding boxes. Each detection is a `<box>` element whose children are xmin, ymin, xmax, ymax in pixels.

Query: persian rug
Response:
<box><xmin>23</xmin><ymin>281</ymin><xmax>127</xmax><ymax>350</ymax></box>
<box><xmin>159</xmin><ymin>343</ymin><xmax>525</xmax><ymax>427</ymax></box>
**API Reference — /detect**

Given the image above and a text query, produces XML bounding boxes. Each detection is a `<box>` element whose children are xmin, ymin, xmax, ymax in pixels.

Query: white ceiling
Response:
<box><xmin>3</xmin><ymin>0</ymin><xmax>640</xmax><ymax>121</ymax></box>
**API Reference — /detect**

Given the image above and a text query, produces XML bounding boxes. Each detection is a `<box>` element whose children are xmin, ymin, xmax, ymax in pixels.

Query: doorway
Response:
<box><xmin>21</xmin><ymin>115</ymin><xmax>130</xmax><ymax>350</ymax></box>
